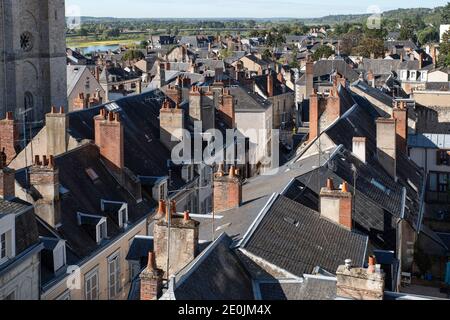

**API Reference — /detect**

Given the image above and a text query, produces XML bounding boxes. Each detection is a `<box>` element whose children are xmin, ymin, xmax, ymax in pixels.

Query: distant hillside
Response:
<box><xmin>66</xmin><ymin>5</ymin><xmax>446</xmax><ymax>26</ymax></box>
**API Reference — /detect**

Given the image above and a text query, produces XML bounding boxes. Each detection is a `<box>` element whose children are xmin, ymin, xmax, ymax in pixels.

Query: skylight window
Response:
<box><xmin>371</xmin><ymin>178</ymin><xmax>391</xmax><ymax>195</ymax></box>
<box><xmin>105</xmin><ymin>102</ymin><xmax>121</xmax><ymax>112</ymax></box>
<box><xmin>86</xmin><ymin>168</ymin><xmax>99</xmax><ymax>182</ymax></box>
<box><xmin>284</xmin><ymin>217</ymin><xmax>299</xmax><ymax>227</ymax></box>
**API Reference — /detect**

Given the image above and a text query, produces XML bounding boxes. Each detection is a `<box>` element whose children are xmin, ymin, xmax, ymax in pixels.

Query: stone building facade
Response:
<box><xmin>0</xmin><ymin>0</ymin><xmax>67</xmax><ymax>123</ymax></box>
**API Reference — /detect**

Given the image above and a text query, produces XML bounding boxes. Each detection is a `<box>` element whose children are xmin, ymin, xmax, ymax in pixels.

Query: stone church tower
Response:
<box><xmin>0</xmin><ymin>0</ymin><xmax>67</xmax><ymax>123</ymax></box>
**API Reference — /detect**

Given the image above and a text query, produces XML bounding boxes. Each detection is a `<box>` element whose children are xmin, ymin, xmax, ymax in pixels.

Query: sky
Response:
<box><xmin>66</xmin><ymin>0</ymin><xmax>449</xmax><ymax>19</ymax></box>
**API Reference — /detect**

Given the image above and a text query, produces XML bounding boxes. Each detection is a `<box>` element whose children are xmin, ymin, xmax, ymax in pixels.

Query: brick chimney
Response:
<box><xmin>305</xmin><ymin>56</ymin><xmax>314</xmax><ymax>99</ymax></box>
<box><xmin>94</xmin><ymin>110</ymin><xmax>124</xmax><ymax>175</ymax></box>
<box><xmin>220</xmin><ymin>88</ymin><xmax>235</xmax><ymax>128</ymax></box>
<box><xmin>0</xmin><ymin>149</ymin><xmax>15</xmax><ymax>200</ymax></box>
<box><xmin>0</xmin><ymin>112</ymin><xmax>19</xmax><ymax>165</ymax></box>
<box><xmin>320</xmin><ymin>179</ymin><xmax>352</xmax><ymax>230</ymax></box>
<box><xmin>376</xmin><ymin>118</ymin><xmax>397</xmax><ymax>179</ymax></box>
<box><xmin>166</xmin><ymin>84</ymin><xmax>182</xmax><ymax>105</ymax></box>
<box><xmin>267</xmin><ymin>72</ymin><xmax>274</xmax><ymax>98</ymax></box>
<box><xmin>154</xmin><ymin>203</ymin><xmax>199</xmax><ymax>278</ymax></box>
<box><xmin>46</xmin><ymin>106</ymin><xmax>69</xmax><ymax>157</ymax></box>
<box><xmin>154</xmin><ymin>200</ymin><xmax>166</xmax><ymax>221</ymax></box>
<box><xmin>30</xmin><ymin>155</ymin><xmax>61</xmax><ymax>228</ymax></box>
<box><xmin>308</xmin><ymin>90</ymin><xmax>320</xmax><ymax>142</ymax></box>
<box><xmin>352</xmin><ymin>137</ymin><xmax>367</xmax><ymax>164</ymax></box>
<box><xmin>140</xmin><ymin>252</ymin><xmax>163</xmax><ymax>300</ymax></box>
<box><xmin>213</xmin><ymin>165</ymin><xmax>242</xmax><ymax>213</ymax></box>
<box><xmin>336</xmin><ymin>256</ymin><xmax>385</xmax><ymax>300</ymax></box>
<box><xmin>393</xmin><ymin>101</ymin><xmax>408</xmax><ymax>155</ymax></box>
<box><xmin>160</xmin><ymin>99</ymin><xmax>185</xmax><ymax>151</ymax></box>
<box><xmin>95</xmin><ymin>66</ymin><xmax>100</xmax><ymax>82</ymax></box>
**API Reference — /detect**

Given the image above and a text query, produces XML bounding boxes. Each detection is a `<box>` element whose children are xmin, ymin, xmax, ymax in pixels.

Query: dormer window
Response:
<box><xmin>97</xmin><ymin>220</ymin><xmax>107</xmax><ymax>244</ymax></box>
<box><xmin>101</xmin><ymin>200</ymin><xmax>128</xmax><ymax>229</ymax></box>
<box><xmin>54</xmin><ymin>241</ymin><xmax>67</xmax><ymax>272</ymax></box>
<box><xmin>77</xmin><ymin>213</ymin><xmax>108</xmax><ymax>245</ymax></box>
<box><xmin>41</xmin><ymin>237</ymin><xmax>67</xmax><ymax>273</ymax></box>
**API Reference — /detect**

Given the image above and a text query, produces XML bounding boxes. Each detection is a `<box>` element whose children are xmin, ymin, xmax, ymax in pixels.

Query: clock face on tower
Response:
<box><xmin>20</xmin><ymin>31</ymin><xmax>33</xmax><ymax>52</ymax></box>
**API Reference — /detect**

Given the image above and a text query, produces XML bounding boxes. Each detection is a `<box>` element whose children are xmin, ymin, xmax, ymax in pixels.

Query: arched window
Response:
<box><xmin>20</xmin><ymin>32</ymin><xmax>34</xmax><ymax>52</ymax></box>
<box><xmin>24</xmin><ymin>92</ymin><xmax>34</xmax><ymax>110</ymax></box>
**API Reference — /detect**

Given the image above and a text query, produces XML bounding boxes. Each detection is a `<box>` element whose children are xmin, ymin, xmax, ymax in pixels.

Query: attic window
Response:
<box><xmin>106</xmin><ymin>102</ymin><xmax>121</xmax><ymax>112</ymax></box>
<box><xmin>371</xmin><ymin>178</ymin><xmax>391</xmax><ymax>195</ymax></box>
<box><xmin>54</xmin><ymin>241</ymin><xmax>67</xmax><ymax>272</ymax></box>
<box><xmin>284</xmin><ymin>217</ymin><xmax>299</xmax><ymax>227</ymax></box>
<box><xmin>86</xmin><ymin>168</ymin><xmax>99</xmax><ymax>182</ymax></box>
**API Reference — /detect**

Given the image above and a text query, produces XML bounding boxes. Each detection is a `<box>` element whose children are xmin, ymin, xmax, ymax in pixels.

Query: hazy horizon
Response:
<box><xmin>65</xmin><ymin>0</ymin><xmax>448</xmax><ymax>19</ymax></box>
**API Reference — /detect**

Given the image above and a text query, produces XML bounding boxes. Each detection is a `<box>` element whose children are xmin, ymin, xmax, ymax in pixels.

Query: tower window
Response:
<box><xmin>20</xmin><ymin>32</ymin><xmax>33</xmax><ymax>52</ymax></box>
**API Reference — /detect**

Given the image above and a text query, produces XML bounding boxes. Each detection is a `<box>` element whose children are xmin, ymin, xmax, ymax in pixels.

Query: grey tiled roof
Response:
<box><xmin>0</xmin><ymin>198</ymin><xmax>30</xmax><ymax>216</ymax></box>
<box><xmin>258</xmin><ymin>276</ymin><xmax>337</xmax><ymax>300</ymax></box>
<box><xmin>409</xmin><ymin>133</ymin><xmax>450</xmax><ymax>149</ymax></box>
<box><xmin>241</xmin><ymin>195</ymin><xmax>368</xmax><ymax>277</ymax></box>
<box><xmin>170</xmin><ymin>233</ymin><xmax>254</xmax><ymax>300</ymax></box>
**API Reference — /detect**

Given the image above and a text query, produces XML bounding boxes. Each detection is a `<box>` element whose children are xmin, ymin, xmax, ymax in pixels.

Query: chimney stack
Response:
<box><xmin>392</xmin><ymin>101</ymin><xmax>408</xmax><ymax>155</ymax></box>
<box><xmin>154</xmin><ymin>204</ymin><xmax>199</xmax><ymax>278</ymax></box>
<box><xmin>160</xmin><ymin>99</ymin><xmax>185</xmax><ymax>151</ymax></box>
<box><xmin>220</xmin><ymin>89</ymin><xmax>235</xmax><ymax>129</ymax></box>
<box><xmin>320</xmin><ymin>179</ymin><xmax>353</xmax><ymax>230</ymax></box>
<box><xmin>0</xmin><ymin>112</ymin><xmax>18</xmax><ymax>165</ymax></box>
<box><xmin>140</xmin><ymin>252</ymin><xmax>163</xmax><ymax>300</ymax></box>
<box><xmin>308</xmin><ymin>90</ymin><xmax>320</xmax><ymax>142</ymax></box>
<box><xmin>352</xmin><ymin>137</ymin><xmax>367</xmax><ymax>164</ymax></box>
<box><xmin>213</xmin><ymin>165</ymin><xmax>242</xmax><ymax>213</ymax></box>
<box><xmin>0</xmin><ymin>149</ymin><xmax>15</xmax><ymax>200</ymax></box>
<box><xmin>376</xmin><ymin>118</ymin><xmax>397</xmax><ymax>179</ymax></box>
<box><xmin>267</xmin><ymin>71</ymin><xmax>274</xmax><ymax>98</ymax></box>
<box><xmin>305</xmin><ymin>57</ymin><xmax>314</xmax><ymax>100</ymax></box>
<box><xmin>46</xmin><ymin>106</ymin><xmax>69</xmax><ymax>157</ymax></box>
<box><xmin>30</xmin><ymin>155</ymin><xmax>61</xmax><ymax>228</ymax></box>
<box><xmin>94</xmin><ymin>110</ymin><xmax>124</xmax><ymax>175</ymax></box>
<box><xmin>336</xmin><ymin>256</ymin><xmax>385</xmax><ymax>300</ymax></box>
<box><xmin>166</xmin><ymin>84</ymin><xmax>182</xmax><ymax>105</ymax></box>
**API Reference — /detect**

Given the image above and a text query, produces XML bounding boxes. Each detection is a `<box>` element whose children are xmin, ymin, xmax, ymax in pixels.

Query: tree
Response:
<box><xmin>442</xmin><ymin>2</ymin><xmax>450</xmax><ymax>24</ymax></box>
<box><xmin>312</xmin><ymin>45</ymin><xmax>334</xmax><ymax>61</ymax></box>
<box><xmin>122</xmin><ymin>50</ymin><xmax>145</xmax><ymax>62</ymax></box>
<box><xmin>439</xmin><ymin>30</ymin><xmax>450</xmax><ymax>67</ymax></box>
<box><xmin>79</xmin><ymin>28</ymin><xmax>89</xmax><ymax>37</ymax></box>
<box><xmin>353</xmin><ymin>37</ymin><xmax>385</xmax><ymax>58</ymax></box>
<box><xmin>417</xmin><ymin>27</ymin><xmax>439</xmax><ymax>45</ymax></box>
<box><xmin>399</xmin><ymin>18</ymin><xmax>417</xmax><ymax>42</ymax></box>
<box><xmin>261</xmin><ymin>48</ymin><xmax>273</xmax><ymax>61</ymax></box>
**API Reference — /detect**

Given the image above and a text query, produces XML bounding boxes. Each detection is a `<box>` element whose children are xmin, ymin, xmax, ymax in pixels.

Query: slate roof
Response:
<box><xmin>352</xmin><ymin>80</ymin><xmax>395</xmax><ymax>108</ymax></box>
<box><xmin>67</xmin><ymin>65</ymin><xmax>88</xmax><ymax>96</ymax></box>
<box><xmin>257</xmin><ymin>276</ymin><xmax>337</xmax><ymax>300</ymax></box>
<box><xmin>126</xmin><ymin>236</ymin><xmax>153</xmax><ymax>261</ymax></box>
<box><xmin>231</xmin><ymin>85</ymin><xmax>272</xmax><ymax>112</ymax></box>
<box><xmin>297</xmin><ymin>59</ymin><xmax>360</xmax><ymax>85</ymax></box>
<box><xmin>67</xmin><ymin>89</ymin><xmax>186</xmax><ymax>190</ymax></box>
<box><xmin>167</xmin><ymin>233</ymin><xmax>255</xmax><ymax>300</ymax></box>
<box><xmin>0</xmin><ymin>198</ymin><xmax>40</xmax><ymax>275</ymax></box>
<box><xmin>409</xmin><ymin>133</ymin><xmax>450</xmax><ymax>149</ymax></box>
<box><xmin>16</xmin><ymin>143</ymin><xmax>153</xmax><ymax>287</ymax></box>
<box><xmin>254</xmin><ymin>72</ymin><xmax>294</xmax><ymax>97</ymax></box>
<box><xmin>240</xmin><ymin>195</ymin><xmax>368</xmax><ymax>277</ymax></box>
